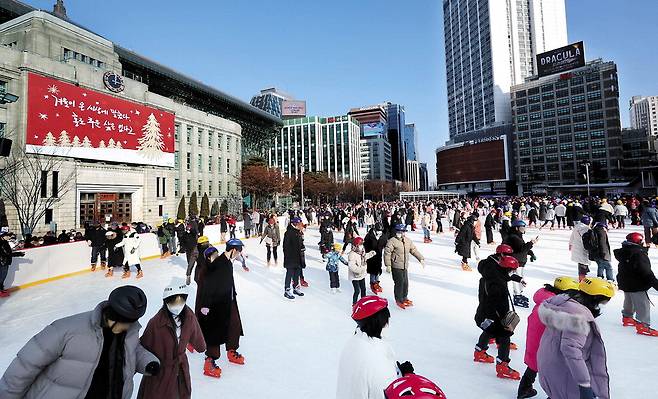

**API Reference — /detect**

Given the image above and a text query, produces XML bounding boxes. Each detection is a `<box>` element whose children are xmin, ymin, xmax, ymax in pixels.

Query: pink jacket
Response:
<box><xmin>524</xmin><ymin>288</ymin><xmax>556</xmax><ymax>371</ymax></box>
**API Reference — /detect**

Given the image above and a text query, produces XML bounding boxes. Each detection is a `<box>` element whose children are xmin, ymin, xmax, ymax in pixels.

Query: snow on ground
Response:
<box><xmin>1</xmin><ymin>222</ymin><xmax>658</xmax><ymax>398</ymax></box>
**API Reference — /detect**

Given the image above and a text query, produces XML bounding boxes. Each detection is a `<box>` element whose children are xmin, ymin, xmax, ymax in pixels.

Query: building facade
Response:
<box><xmin>443</xmin><ymin>0</ymin><xmax>568</xmax><ymax>141</ymax></box>
<box><xmin>0</xmin><ymin>10</ymin><xmax>246</xmax><ymax>233</ymax></box>
<box><xmin>629</xmin><ymin>95</ymin><xmax>658</xmax><ymax>136</ymax></box>
<box><xmin>404</xmin><ymin>123</ymin><xmax>418</xmax><ymax>161</ymax></box>
<box><xmin>406</xmin><ymin>160</ymin><xmax>420</xmax><ymax>191</ymax></box>
<box><xmin>360</xmin><ymin>135</ymin><xmax>393</xmax><ymax>181</ymax></box>
<box><xmin>419</xmin><ymin>163</ymin><xmax>429</xmax><ymax>191</ymax></box>
<box><xmin>510</xmin><ymin>60</ymin><xmax>623</xmax><ymax>192</ymax></box>
<box><xmin>268</xmin><ymin>115</ymin><xmax>362</xmax><ymax>182</ymax></box>
<box><xmin>387</xmin><ymin>103</ymin><xmax>407</xmax><ymax>181</ymax></box>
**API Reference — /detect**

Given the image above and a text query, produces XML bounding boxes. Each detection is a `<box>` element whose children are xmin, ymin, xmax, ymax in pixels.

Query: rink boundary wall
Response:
<box><xmin>4</xmin><ymin>220</ymin><xmax>283</xmax><ymax>292</ymax></box>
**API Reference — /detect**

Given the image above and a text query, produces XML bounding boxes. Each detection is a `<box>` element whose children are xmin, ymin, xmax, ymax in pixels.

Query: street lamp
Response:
<box><xmin>583</xmin><ymin>162</ymin><xmax>591</xmax><ymax>197</ymax></box>
<box><xmin>299</xmin><ymin>163</ymin><xmax>305</xmax><ymax>209</ymax></box>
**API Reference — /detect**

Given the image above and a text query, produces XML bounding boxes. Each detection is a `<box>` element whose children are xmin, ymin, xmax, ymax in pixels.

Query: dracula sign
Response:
<box><xmin>536</xmin><ymin>41</ymin><xmax>585</xmax><ymax>78</ymax></box>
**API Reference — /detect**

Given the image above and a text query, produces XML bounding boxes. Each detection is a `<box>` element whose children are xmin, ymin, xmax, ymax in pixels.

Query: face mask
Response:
<box><xmin>167</xmin><ymin>303</ymin><xmax>185</xmax><ymax>316</ymax></box>
<box><xmin>396</xmin><ymin>233</ymin><xmax>403</xmax><ymax>239</ymax></box>
<box><xmin>375</xmin><ymin>231</ymin><xmax>382</xmax><ymax>238</ymax></box>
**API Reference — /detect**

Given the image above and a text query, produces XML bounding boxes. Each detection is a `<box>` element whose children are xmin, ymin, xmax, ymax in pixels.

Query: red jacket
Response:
<box><xmin>524</xmin><ymin>288</ymin><xmax>555</xmax><ymax>371</ymax></box>
<box><xmin>138</xmin><ymin>306</ymin><xmax>206</xmax><ymax>399</ymax></box>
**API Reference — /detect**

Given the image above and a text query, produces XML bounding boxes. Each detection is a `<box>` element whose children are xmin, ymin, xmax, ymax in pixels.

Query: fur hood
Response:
<box><xmin>538</xmin><ymin>294</ymin><xmax>593</xmax><ymax>336</ymax></box>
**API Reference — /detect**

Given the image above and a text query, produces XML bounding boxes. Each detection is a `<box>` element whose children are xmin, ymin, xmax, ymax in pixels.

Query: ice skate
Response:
<box><xmin>284</xmin><ymin>290</ymin><xmax>295</xmax><ymax>300</ymax></box>
<box><xmin>100</xmin><ymin>261</ymin><xmax>107</xmax><ymax>270</ymax></box>
<box><xmin>517</xmin><ymin>381</ymin><xmax>538</xmax><ymax>398</ymax></box>
<box><xmin>403</xmin><ymin>299</ymin><xmax>414</xmax><ymax>307</ymax></box>
<box><xmin>300</xmin><ymin>278</ymin><xmax>309</xmax><ymax>287</ymax></box>
<box><xmin>0</xmin><ymin>290</ymin><xmax>9</xmax><ymax>298</ymax></box>
<box><xmin>104</xmin><ymin>268</ymin><xmax>113</xmax><ymax>278</ymax></box>
<box><xmin>396</xmin><ymin>301</ymin><xmax>407</xmax><ymax>309</ymax></box>
<box><xmin>121</xmin><ymin>271</ymin><xmax>131</xmax><ymax>279</ymax></box>
<box><xmin>622</xmin><ymin>316</ymin><xmax>637</xmax><ymax>327</ymax></box>
<box><xmin>496</xmin><ymin>360</ymin><xmax>520</xmax><ymax>380</ymax></box>
<box><xmin>293</xmin><ymin>288</ymin><xmax>305</xmax><ymax>296</ymax></box>
<box><xmin>228</xmin><ymin>349</ymin><xmax>245</xmax><ymax>365</ymax></box>
<box><xmin>331</xmin><ymin>288</ymin><xmax>337</xmax><ymax>294</ymax></box>
<box><xmin>336</xmin><ymin>287</ymin><xmax>342</xmax><ymax>293</ymax></box>
<box><xmin>203</xmin><ymin>357</ymin><xmax>222</xmax><ymax>378</ymax></box>
<box><xmin>370</xmin><ymin>283</ymin><xmax>378</xmax><ymax>294</ymax></box>
<box><xmin>636</xmin><ymin>323</ymin><xmax>658</xmax><ymax>337</ymax></box>
<box><xmin>374</xmin><ymin>283</ymin><xmax>383</xmax><ymax>293</ymax></box>
<box><xmin>461</xmin><ymin>262</ymin><xmax>472</xmax><ymax>271</ymax></box>
<box><xmin>473</xmin><ymin>349</ymin><xmax>494</xmax><ymax>363</ymax></box>
<box><xmin>90</xmin><ymin>263</ymin><xmax>97</xmax><ymax>272</ymax></box>
<box><xmin>136</xmin><ymin>270</ymin><xmax>144</xmax><ymax>279</ymax></box>
<box><xmin>513</xmin><ymin>294</ymin><xmax>529</xmax><ymax>308</ymax></box>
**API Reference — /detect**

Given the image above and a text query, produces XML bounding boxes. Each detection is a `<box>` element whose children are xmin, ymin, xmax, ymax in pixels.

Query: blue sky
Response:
<box><xmin>23</xmin><ymin>0</ymin><xmax>658</xmax><ymax>183</ymax></box>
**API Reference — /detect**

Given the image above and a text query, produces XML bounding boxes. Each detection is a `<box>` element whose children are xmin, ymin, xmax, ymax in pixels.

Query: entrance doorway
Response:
<box><xmin>79</xmin><ymin>192</ymin><xmax>132</xmax><ymax>227</ymax></box>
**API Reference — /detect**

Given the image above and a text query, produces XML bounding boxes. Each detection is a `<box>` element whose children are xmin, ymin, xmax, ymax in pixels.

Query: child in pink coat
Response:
<box><xmin>517</xmin><ymin>276</ymin><xmax>579</xmax><ymax>399</ymax></box>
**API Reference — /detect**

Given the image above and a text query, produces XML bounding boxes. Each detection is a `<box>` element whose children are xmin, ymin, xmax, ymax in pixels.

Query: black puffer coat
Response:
<box><xmin>474</xmin><ymin>255</ymin><xmax>522</xmax><ymax>336</ymax></box>
<box><xmin>283</xmin><ymin>224</ymin><xmax>304</xmax><ymax>269</ymax></box>
<box><xmin>503</xmin><ymin>229</ymin><xmax>534</xmax><ymax>268</ymax></box>
<box><xmin>364</xmin><ymin>229</ymin><xmax>387</xmax><ymax>275</ymax></box>
<box><xmin>614</xmin><ymin>242</ymin><xmax>658</xmax><ymax>292</ymax></box>
<box><xmin>455</xmin><ymin>219</ymin><xmax>478</xmax><ymax>258</ymax></box>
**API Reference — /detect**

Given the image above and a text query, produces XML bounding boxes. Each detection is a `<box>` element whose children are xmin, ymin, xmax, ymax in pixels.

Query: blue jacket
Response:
<box><xmin>325</xmin><ymin>251</ymin><xmax>348</xmax><ymax>273</ymax></box>
<box><xmin>641</xmin><ymin>206</ymin><xmax>658</xmax><ymax>227</ymax></box>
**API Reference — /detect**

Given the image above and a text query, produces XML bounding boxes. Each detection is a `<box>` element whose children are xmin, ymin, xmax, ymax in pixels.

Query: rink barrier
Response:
<box><xmin>4</xmin><ymin>220</ymin><xmax>282</xmax><ymax>292</ymax></box>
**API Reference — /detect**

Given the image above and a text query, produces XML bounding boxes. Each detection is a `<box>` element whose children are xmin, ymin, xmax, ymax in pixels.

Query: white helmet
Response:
<box><xmin>163</xmin><ymin>277</ymin><xmax>189</xmax><ymax>300</ymax></box>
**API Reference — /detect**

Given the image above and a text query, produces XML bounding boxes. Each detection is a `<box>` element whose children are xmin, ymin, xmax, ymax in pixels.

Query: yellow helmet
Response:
<box><xmin>579</xmin><ymin>277</ymin><xmax>615</xmax><ymax>298</ymax></box>
<box><xmin>504</xmin><ymin>211</ymin><xmax>512</xmax><ymax>217</ymax></box>
<box><xmin>168</xmin><ymin>218</ymin><xmax>174</xmax><ymax>223</ymax></box>
<box><xmin>554</xmin><ymin>276</ymin><xmax>579</xmax><ymax>292</ymax></box>
<box><xmin>601</xmin><ymin>198</ymin><xmax>607</xmax><ymax>203</ymax></box>
<box><xmin>197</xmin><ymin>236</ymin><xmax>209</xmax><ymax>244</ymax></box>
<box><xmin>177</xmin><ymin>219</ymin><xmax>184</xmax><ymax>223</ymax></box>
<box><xmin>617</xmin><ymin>200</ymin><xmax>622</xmax><ymax>205</ymax></box>
<box><xmin>333</xmin><ymin>243</ymin><xmax>343</xmax><ymax>251</ymax></box>
<box><xmin>156</xmin><ymin>222</ymin><xmax>163</xmax><ymax>227</ymax></box>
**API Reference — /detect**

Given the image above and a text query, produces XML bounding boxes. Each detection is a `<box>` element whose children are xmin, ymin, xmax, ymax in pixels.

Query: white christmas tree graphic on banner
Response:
<box><xmin>81</xmin><ymin>136</ymin><xmax>93</xmax><ymax>148</ymax></box>
<box><xmin>98</xmin><ymin>140</ymin><xmax>106</xmax><ymax>148</ymax></box>
<box><xmin>137</xmin><ymin>113</ymin><xmax>165</xmax><ymax>159</ymax></box>
<box><xmin>58</xmin><ymin>130</ymin><xmax>71</xmax><ymax>146</ymax></box>
<box><xmin>42</xmin><ymin>132</ymin><xmax>57</xmax><ymax>146</ymax></box>
<box><xmin>108</xmin><ymin>138</ymin><xmax>116</xmax><ymax>149</ymax></box>
<box><xmin>115</xmin><ymin>141</ymin><xmax>123</xmax><ymax>149</ymax></box>
<box><xmin>71</xmin><ymin>136</ymin><xmax>81</xmax><ymax>147</ymax></box>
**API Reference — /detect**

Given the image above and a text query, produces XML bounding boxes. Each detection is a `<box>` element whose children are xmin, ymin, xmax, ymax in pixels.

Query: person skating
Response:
<box><xmin>473</xmin><ymin>250</ymin><xmax>524</xmax><ymax>381</ymax></box>
<box><xmin>364</xmin><ymin>223</ymin><xmax>387</xmax><ymax>294</ymax></box>
<box><xmin>383</xmin><ymin>224</ymin><xmax>425</xmax><ymax>309</ymax></box>
<box><xmin>283</xmin><ymin>217</ymin><xmax>306</xmax><ymax>299</ymax></box>
<box><xmin>326</xmin><ymin>243</ymin><xmax>348</xmax><ymax>294</ymax></box>
<box><xmin>196</xmin><ymin>241</ymin><xmax>247</xmax><ymax>378</ymax></box>
<box><xmin>0</xmin><ymin>232</ymin><xmax>25</xmax><ymax>297</ymax></box>
<box><xmin>640</xmin><ymin>199</ymin><xmax>658</xmax><ymax>246</ymax></box>
<box><xmin>336</xmin><ymin>296</ymin><xmax>413</xmax><ymax>399</ymax></box>
<box><xmin>105</xmin><ymin>228</ymin><xmax>126</xmax><ymax>278</ymax></box>
<box><xmin>588</xmin><ymin>221</ymin><xmax>614</xmax><ymax>282</ymax></box>
<box><xmin>555</xmin><ymin>202</ymin><xmax>567</xmax><ymax>229</ymax></box>
<box><xmin>348</xmin><ymin>237</ymin><xmax>377</xmax><ymax>305</ymax></box>
<box><xmin>138</xmin><ymin>278</ymin><xmax>206</xmax><ymax>399</ymax></box>
<box><xmin>455</xmin><ymin>214</ymin><xmax>479</xmax><ymax>271</ymax></box>
<box><xmin>115</xmin><ymin>230</ymin><xmax>144</xmax><ymax>279</ymax></box>
<box><xmin>614</xmin><ymin>232</ymin><xmax>658</xmax><ymax>336</ymax></box>
<box><xmin>517</xmin><ymin>276</ymin><xmax>580</xmax><ymax>399</ymax></box>
<box><xmin>165</xmin><ymin>218</ymin><xmax>178</xmax><ymax>256</ymax></box>
<box><xmin>260</xmin><ymin>217</ymin><xmax>281</xmax><ymax>267</ymax></box>
<box><xmin>569</xmin><ymin>216</ymin><xmax>592</xmax><ymax>281</ymax></box>
<box><xmin>536</xmin><ymin>277</ymin><xmax>615</xmax><ymax>399</ymax></box>
<box><xmin>85</xmin><ymin>221</ymin><xmax>107</xmax><ymax>271</ymax></box>
<box><xmin>485</xmin><ymin>209</ymin><xmax>497</xmax><ymax>245</ymax></box>
<box><xmin>421</xmin><ymin>212</ymin><xmax>432</xmax><ymax>243</ymax></box>
<box><xmin>539</xmin><ymin>205</ymin><xmax>556</xmax><ymax>230</ymax></box>
<box><xmin>157</xmin><ymin>223</ymin><xmax>171</xmax><ymax>258</ymax></box>
<box><xmin>384</xmin><ymin>373</ymin><xmax>447</xmax><ymax>399</ymax></box>
<box><xmin>179</xmin><ymin>223</ymin><xmax>199</xmax><ymax>278</ymax></box>
<box><xmin>0</xmin><ymin>285</ymin><xmax>159</xmax><ymax>398</ymax></box>
<box><xmin>503</xmin><ymin>220</ymin><xmax>537</xmax><ymax>308</ymax></box>
<box><xmin>613</xmin><ymin>200</ymin><xmax>628</xmax><ymax>229</ymax></box>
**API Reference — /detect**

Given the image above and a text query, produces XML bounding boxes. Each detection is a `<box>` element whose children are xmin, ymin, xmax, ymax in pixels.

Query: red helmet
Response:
<box><xmin>351</xmin><ymin>296</ymin><xmax>388</xmax><ymax>320</ymax></box>
<box><xmin>495</xmin><ymin>244</ymin><xmax>513</xmax><ymax>255</ymax></box>
<box><xmin>384</xmin><ymin>374</ymin><xmax>447</xmax><ymax>399</ymax></box>
<box><xmin>498</xmin><ymin>255</ymin><xmax>519</xmax><ymax>269</ymax></box>
<box><xmin>120</xmin><ymin>226</ymin><xmax>130</xmax><ymax>232</ymax></box>
<box><xmin>626</xmin><ymin>232</ymin><xmax>644</xmax><ymax>245</ymax></box>
<box><xmin>353</xmin><ymin>237</ymin><xmax>364</xmax><ymax>246</ymax></box>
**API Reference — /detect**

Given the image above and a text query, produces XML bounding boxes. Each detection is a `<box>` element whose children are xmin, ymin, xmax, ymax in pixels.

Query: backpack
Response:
<box><xmin>582</xmin><ymin>229</ymin><xmax>598</xmax><ymax>258</ymax></box>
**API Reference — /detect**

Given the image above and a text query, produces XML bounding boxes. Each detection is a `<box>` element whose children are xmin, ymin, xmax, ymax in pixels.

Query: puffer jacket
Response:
<box><xmin>641</xmin><ymin>206</ymin><xmax>658</xmax><ymax>227</ymax></box>
<box><xmin>348</xmin><ymin>250</ymin><xmax>375</xmax><ymax>281</ymax></box>
<box><xmin>569</xmin><ymin>223</ymin><xmax>590</xmax><ymax>265</ymax></box>
<box><xmin>325</xmin><ymin>251</ymin><xmax>348</xmax><ymax>273</ymax></box>
<box><xmin>261</xmin><ymin>223</ymin><xmax>281</xmax><ymax>247</ymax></box>
<box><xmin>115</xmin><ymin>233</ymin><xmax>141</xmax><ymax>266</ymax></box>
<box><xmin>614</xmin><ymin>241</ymin><xmax>658</xmax><ymax>292</ymax></box>
<box><xmin>524</xmin><ymin>287</ymin><xmax>556</xmax><ymax>371</ymax></box>
<box><xmin>0</xmin><ymin>302</ymin><xmax>158</xmax><ymax>399</ymax></box>
<box><xmin>537</xmin><ymin>295</ymin><xmax>610</xmax><ymax>399</ymax></box>
<box><xmin>383</xmin><ymin>236</ymin><xmax>424</xmax><ymax>271</ymax></box>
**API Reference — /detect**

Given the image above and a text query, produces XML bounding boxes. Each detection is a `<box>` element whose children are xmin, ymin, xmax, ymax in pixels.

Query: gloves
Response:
<box><xmin>579</xmin><ymin>385</ymin><xmax>596</xmax><ymax>399</ymax></box>
<box><xmin>243</xmin><ymin>266</ymin><xmax>250</xmax><ymax>272</ymax></box>
<box><xmin>397</xmin><ymin>361</ymin><xmax>415</xmax><ymax>376</ymax></box>
<box><xmin>145</xmin><ymin>361</ymin><xmax>160</xmax><ymax>376</ymax></box>
<box><xmin>185</xmin><ymin>275</ymin><xmax>191</xmax><ymax>286</ymax></box>
<box><xmin>420</xmin><ymin>260</ymin><xmax>426</xmax><ymax>268</ymax></box>
<box><xmin>520</xmin><ymin>279</ymin><xmax>527</xmax><ymax>287</ymax></box>
<box><xmin>386</xmin><ymin>266</ymin><xmax>392</xmax><ymax>274</ymax></box>
<box><xmin>530</xmin><ymin>254</ymin><xmax>537</xmax><ymax>262</ymax></box>
<box><xmin>200</xmin><ymin>307</ymin><xmax>209</xmax><ymax>315</ymax></box>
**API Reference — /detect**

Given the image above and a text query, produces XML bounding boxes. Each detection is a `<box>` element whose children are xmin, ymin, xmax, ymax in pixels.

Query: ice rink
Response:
<box><xmin>1</xmin><ymin>222</ymin><xmax>657</xmax><ymax>398</ymax></box>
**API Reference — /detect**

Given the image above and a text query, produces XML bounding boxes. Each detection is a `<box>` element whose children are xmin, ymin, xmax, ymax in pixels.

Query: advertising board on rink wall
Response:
<box><xmin>536</xmin><ymin>41</ymin><xmax>585</xmax><ymax>78</ymax></box>
<box><xmin>26</xmin><ymin>73</ymin><xmax>176</xmax><ymax>167</ymax></box>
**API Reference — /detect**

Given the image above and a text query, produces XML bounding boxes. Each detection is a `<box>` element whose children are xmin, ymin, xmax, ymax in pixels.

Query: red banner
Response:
<box><xmin>26</xmin><ymin>73</ymin><xmax>175</xmax><ymax>167</ymax></box>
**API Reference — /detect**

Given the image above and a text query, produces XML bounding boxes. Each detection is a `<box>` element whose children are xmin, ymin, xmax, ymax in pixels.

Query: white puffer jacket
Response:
<box><xmin>569</xmin><ymin>222</ymin><xmax>591</xmax><ymax>265</ymax></box>
<box><xmin>348</xmin><ymin>250</ymin><xmax>375</xmax><ymax>281</ymax></box>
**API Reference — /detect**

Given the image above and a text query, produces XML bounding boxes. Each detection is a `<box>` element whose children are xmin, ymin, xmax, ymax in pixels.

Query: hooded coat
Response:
<box><xmin>614</xmin><ymin>242</ymin><xmax>658</xmax><ymax>292</ymax></box>
<box><xmin>569</xmin><ymin>223</ymin><xmax>591</xmax><ymax>265</ymax></box>
<box><xmin>383</xmin><ymin>235</ymin><xmax>424</xmax><ymax>271</ymax></box>
<box><xmin>474</xmin><ymin>255</ymin><xmax>522</xmax><ymax>336</ymax></box>
<box><xmin>137</xmin><ymin>306</ymin><xmax>206</xmax><ymax>399</ymax></box>
<box><xmin>115</xmin><ymin>233</ymin><xmax>141</xmax><ymax>266</ymax></box>
<box><xmin>363</xmin><ymin>229</ymin><xmax>387</xmax><ymax>275</ymax></box>
<box><xmin>0</xmin><ymin>302</ymin><xmax>158</xmax><ymax>399</ymax></box>
<box><xmin>524</xmin><ymin>287</ymin><xmax>556</xmax><ymax>371</ymax></box>
<box><xmin>537</xmin><ymin>295</ymin><xmax>610</xmax><ymax>399</ymax></box>
<box><xmin>455</xmin><ymin>219</ymin><xmax>478</xmax><ymax>258</ymax></box>
<box><xmin>283</xmin><ymin>224</ymin><xmax>304</xmax><ymax>269</ymax></box>
<box><xmin>503</xmin><ymin>229</ymin><xmax>534</xmax><ymax>268</ymax></box>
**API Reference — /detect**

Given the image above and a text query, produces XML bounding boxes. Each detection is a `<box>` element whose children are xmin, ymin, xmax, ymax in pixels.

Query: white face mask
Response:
<box><xmin>167</xmin><ymin>303</ymin><xmax>185</xmax><ymax>316</ymax></box>
<box><xmin>375</xmin><ymin>231</ymin><xmax>382</xmax><ymax>238</ymax></box>
<box><xmin>396</xmin><ymin>233</ymin><xmax>403</xmax><ymax>239</ymax></box>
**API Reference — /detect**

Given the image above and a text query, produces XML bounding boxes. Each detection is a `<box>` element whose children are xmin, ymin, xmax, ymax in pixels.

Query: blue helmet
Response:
<box><xmin>291</xmin><ymin>217</ymin><xmax>302</xmax><ymax>224</ymax></box>
<box><xmin>226</xmin><ymin>238</ymin><xmax>244</xmax><ymax>252</ymax></box>
<box><xmin>511</xmin><ymin>220</ymin><xmax>526</xmax><ymax>228</ymax></box>
<box><xmin>203</xmin><ymin>246</ymin><xmax>218</xmax><ymax>259</ymax></box>
<box><xmin>395</xmin><ymin>224</ymin><xmax>407</xmax><ymax>232</ymax></box>
<box><xmin>581</xmin><ymin>216</ymin><xmax>592</xmax><ymax>225</ymax></box>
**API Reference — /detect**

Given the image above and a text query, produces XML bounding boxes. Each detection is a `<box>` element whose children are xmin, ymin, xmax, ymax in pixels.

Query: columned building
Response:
<box><xmin>406</xmin><ymin>160</ymin><xmax>420</xmax><ymax>191</ymax></box>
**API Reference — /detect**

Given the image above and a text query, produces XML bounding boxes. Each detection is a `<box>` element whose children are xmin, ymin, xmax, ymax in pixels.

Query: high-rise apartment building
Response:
<box><xmin>360</xmin><ymin>135</ymin><xmax>393</xmax><ymax>181</ymax></box>
<box><xmin>443</xmin><ymin>0</ymin><xmax>568</xmax><ymax>141</ymax></box>
<box><xmin>629</xmin><ymin>96</ymin><xmax>658</xmax><ymax>136</ymax></box>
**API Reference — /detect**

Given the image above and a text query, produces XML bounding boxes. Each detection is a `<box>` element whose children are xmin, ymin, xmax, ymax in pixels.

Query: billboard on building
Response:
<box><xmin>436</xmin><ymin>137</ymin><xmax>509</xmax><ymax>184</ymax></box>
<box><xmin>537</xmin><ymin>41</ymin><xmax>585</xmax><ymax>78</ymax></box>
<box><xmin>26</xmin><ymin>73</ymin><xmax>175</xmax><ymax>167</ymax></box>
<box><xmin>362</xmin><ymin>122</ymin><xmax>386</xmax><ymax>137</ymax></box>
<box><xmin>281</xmin><ymin>100</ymin><xmax>307</xmax><ymax>117</ymax></box>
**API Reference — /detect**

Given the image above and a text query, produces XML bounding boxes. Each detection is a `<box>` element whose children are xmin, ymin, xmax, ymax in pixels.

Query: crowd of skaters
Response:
<box><xmin>0</xmin><ymin>195</ymin><xmax>657</xmax><ymax>398</ymax></box>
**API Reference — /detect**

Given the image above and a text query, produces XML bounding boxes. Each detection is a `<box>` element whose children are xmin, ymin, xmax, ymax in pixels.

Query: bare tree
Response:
<box><xmin>0</xmin><ymin>146</ymin><xmax>74</xmax><ymax>235</ymax></box>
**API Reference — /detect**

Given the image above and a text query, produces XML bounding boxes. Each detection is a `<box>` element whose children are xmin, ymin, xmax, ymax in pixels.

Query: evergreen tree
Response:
<box><xmin>42</xmin><ymin>132</ymin><xmax>57</xmax><ymax>146</ymax></box>
<box><xmin>200</xmin><ymin>193</ymin><xmax>210</xmax><ymax>220</ymax></box>
<box><xmin>176</xmin><ymin>196</ymin><xmax>186</xmax><ymax>220</ymax></box>
<box><xmin>71</xmin><ymin>136</ymin><xmax>81</xmax><ymax>147</ymax></box>
<box><xmin>210</xmin><ymin>200</ymin><xmax>219</xmax><ymax>217</ymax></box>
<box><xmin>81</xmin><ymin>136</ymin><xmax>93</xmax><ymax>148</ymax></box>
<box><xmin>189</xmin><ymin>192</ymin><xmax>199</xmax><ymax>217</ymax></box>
<box><xmin>58</xmin><ymin>130</ymin><xmax>71</xmax><ymax>146</ymax></box>
<box><xmin>220</xmin><ymin>199</ymin><xmax>228</xmax><ymax>215</ymax></box>
<box><xmin>137</xmin><ymin>113</ymin><xmax>165</xmax><ymax>159</ymax></box>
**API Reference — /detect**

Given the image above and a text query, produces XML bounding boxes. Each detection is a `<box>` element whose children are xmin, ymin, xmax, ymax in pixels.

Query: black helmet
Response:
<box><xmin>374</xmin><ymin>223</ymin><xmax>383</xmax><ymax>231</ymax></box>
<box><xmin>107</xmin><ymin>285</ymin><xmax>147</xmax><ymax>322</ymax></box>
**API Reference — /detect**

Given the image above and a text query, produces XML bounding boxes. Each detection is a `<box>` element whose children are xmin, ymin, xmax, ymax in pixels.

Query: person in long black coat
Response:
<box><xmin>363</xmin><ymin>224</ymin><xmax>387</xmax><ymax>294</ymax></box>
<box><xmin>484</xmin><ymin>209</ymin><xmax>497</xmax><ymax>244</ymax></box>
<box><xmin>104</xmin><ymin>229</ymin><xmax>124</xmax><ymax>277</ymax></box>
<box><xmin>503</xmin><ymin>223</ymin><xmax>536</xmax><ymax>304</ymax></box>
<box><xmin>283</xmin><ymin>218</ymin><xmax>305</xmax><ymax>299</ymax></box>
<box><xmin>197</xmin><ymin>243</ymin><xmax>245</xmax><ymax>366</ymax></box>
<box><xmin>455</xmin><ymin>215</ymin><xmax>479</xmax><ymax>270</ymax></box>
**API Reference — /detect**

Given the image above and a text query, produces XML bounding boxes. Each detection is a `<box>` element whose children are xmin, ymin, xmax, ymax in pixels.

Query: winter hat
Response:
<box><xmin>107</xmin><ymin>285</ymin><xmax>147</xmax><ymax>323</ymax></box>
<box><xmin>163</xmin><ymin>277</ymin><xmax>189</xmax><ymax>300</ymax></box>
<box><xmin>580</xmin><ymin>216</ymin><xmax>592</xmax><ymax>225</ymax></box>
